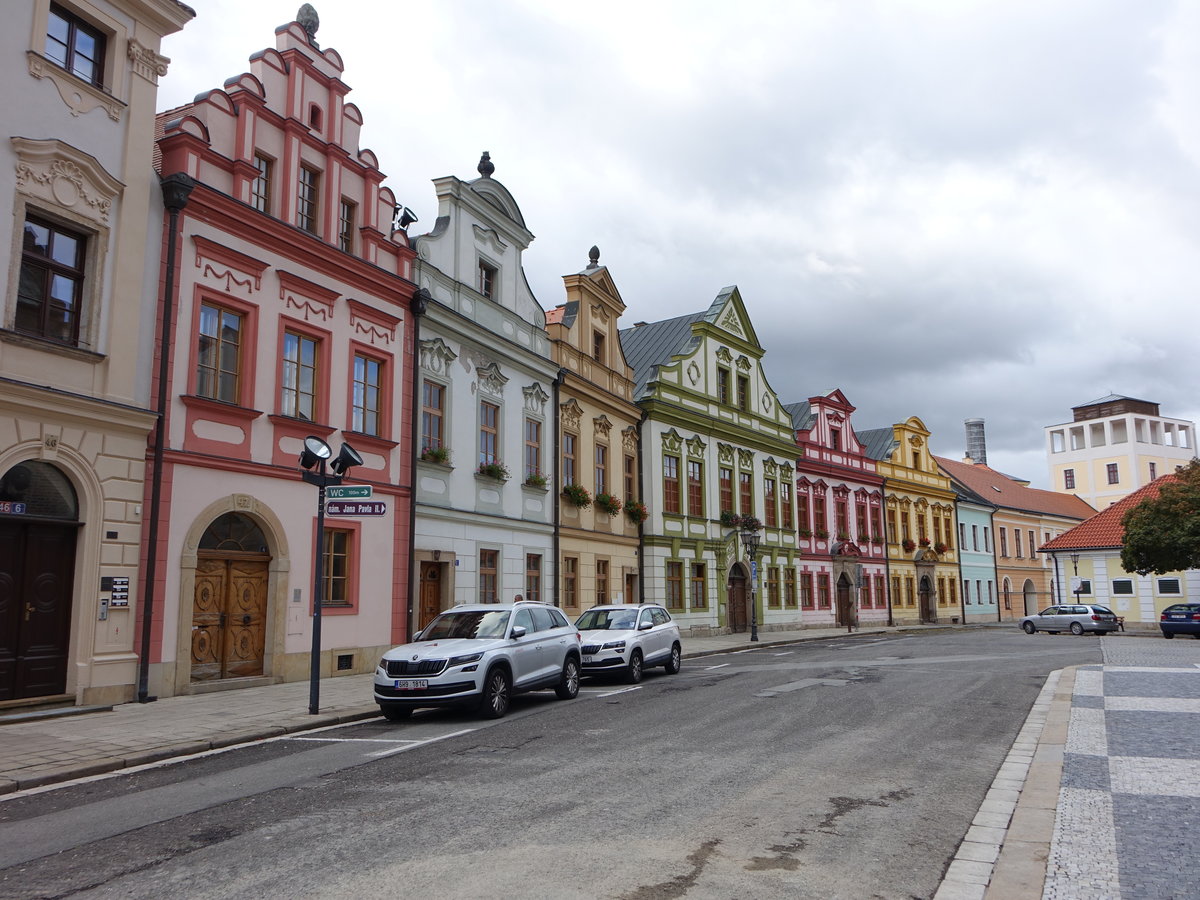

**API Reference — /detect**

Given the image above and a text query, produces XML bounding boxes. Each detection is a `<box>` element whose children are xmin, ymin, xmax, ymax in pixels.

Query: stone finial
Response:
<box><xmin>477</xmin><ymin>151</ymin><xmax>495</xmax><ymax>177</ymax></box>
<box><xmin>587</xmin><ymin>246</ymin><xmax>600</xmax><ymax>269</ymax></box>
<box><xmin>297</xmin><ymin>4</ymin><xmax>320</xmax><ymax>47</ymax></box>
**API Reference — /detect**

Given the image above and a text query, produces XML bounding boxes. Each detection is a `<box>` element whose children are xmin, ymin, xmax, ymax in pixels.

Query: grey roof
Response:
<box><xmin>1074</xmin><ymin>393</ymin><xmax>1155</xmax><ymax>408</ymax></box>
<box><xmin>857</xmin><ymin>427</ymin><xmax>898</xmax><ymax>462</ymax></box>
<box><xmin>782</xmin><ymin>401</ymin><xmax>814</xmax><ymax>431</ymax></box>
<box><xmin>619</xmin><ymin>312</ymin><xmax>706</xmax><ymax>399</ymax></box>
<box><xmin>557</xmin><ymin>301</ymin><xmax>579</xmax><ymax>329</ymax></box>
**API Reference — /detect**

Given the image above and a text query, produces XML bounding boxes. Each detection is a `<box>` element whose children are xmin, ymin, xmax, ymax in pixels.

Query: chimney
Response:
<box><xmin>965</xmin><ymin>418</ymin><xmax>987</xmax><ymax>465</ymax></box>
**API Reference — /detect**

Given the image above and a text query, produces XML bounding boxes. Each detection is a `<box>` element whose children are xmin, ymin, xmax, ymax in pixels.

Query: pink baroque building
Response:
<box><xmin>785</xmin><ymin>390</ymin><xmax>889</xmax><ymax>627</ymax></box>
<box><xmin>146</xmin><ymin>14</ymin><xmax>418</xmax><ymax>698</ymax></box>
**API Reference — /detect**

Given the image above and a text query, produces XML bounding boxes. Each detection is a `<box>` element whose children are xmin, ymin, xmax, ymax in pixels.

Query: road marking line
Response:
<box><xmin>291</xmin><ymin>737</ymin><xmax>422</xmax><ymax>744</ymax></box>
<box><xmin>706</xmin><ymin>663</ymin><xmax>730</xmax><ymax>670</ymax></box>
<box><xmin>368</xmin><ymin>728</ymin><xmax>474</xmax><ymax>758</ymax></box>
<box><xmin>597</xmin><ymin>686</ymin><xmax>642</xmax><ymax>698</ymax></box>
<box><xmin>773</xmin><ymin>652</ymin><xmax>794</xmax><ymax>656</ymax></box>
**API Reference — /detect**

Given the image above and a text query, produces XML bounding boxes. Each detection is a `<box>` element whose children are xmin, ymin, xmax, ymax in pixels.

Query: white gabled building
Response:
<box><xmin>410</xmin><ymin>154</ymin><xmax>559</xmax><ymax>628</ymax></box>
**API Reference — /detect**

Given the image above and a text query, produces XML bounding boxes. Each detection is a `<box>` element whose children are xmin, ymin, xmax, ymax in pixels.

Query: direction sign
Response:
<box><xmin>326</xmin><ymin>500</ymin><xmax>387</xmax><ymax>517</ymax></box>
<box><xmin>327</xmin><ymin>485</ymin><xmax>372</xmax><ymax>499</ymax></box>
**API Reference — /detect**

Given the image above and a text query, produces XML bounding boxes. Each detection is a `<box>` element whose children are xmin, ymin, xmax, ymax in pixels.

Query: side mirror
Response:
<box><xmin>638</xmin><ymin>621</ymin><xmax>653</xmax><ymax>631</ymax></box>
<box><xmin>511</xmin><ymin>625</ymin><xmax>527</xmax><ymax>639</ymax></box>
<box><xmin>412</xmin><ymin>629</ymin><xmax>424</xmax><ymax>641</ymax></box>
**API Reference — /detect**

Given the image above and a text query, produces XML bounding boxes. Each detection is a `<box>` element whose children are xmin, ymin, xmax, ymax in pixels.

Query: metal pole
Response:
<box><xmin>748</xmin><ymin>534</ymin><xmax>759</xmax><ymax>642</ymax></box>
<box><xmin>309</xmin><ymin>466</ymin><xmax>327</xmax><ymax>715</ymax></box>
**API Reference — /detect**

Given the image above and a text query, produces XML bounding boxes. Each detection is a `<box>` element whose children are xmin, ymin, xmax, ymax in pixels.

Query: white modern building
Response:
<box><xmin>1045</xmin><ymin>394</ymin><xmax>1195</xmax><ymax>509</ymax></box>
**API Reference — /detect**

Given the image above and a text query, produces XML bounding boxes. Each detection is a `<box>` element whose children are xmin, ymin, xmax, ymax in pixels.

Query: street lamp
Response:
<box><xmin>739</xmin><ymin>520</ymin><xmax>761</xmax><ymax>642</ymax></box>
<box><xmin>1069</xmin><ymin>551</ymin><xmax>1082</xmax><ymax>605</ymax></box>
<box><xmin>299</xmin><ymin>435</ymin><xmax>363</xmax><ymax>714</ymax></box>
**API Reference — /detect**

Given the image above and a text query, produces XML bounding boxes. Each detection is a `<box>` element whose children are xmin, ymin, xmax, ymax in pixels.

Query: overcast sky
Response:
<box><xmin>159</xmin><ymin>1</ymin><xmax>1200</xmax><ymax>488</ymax></box>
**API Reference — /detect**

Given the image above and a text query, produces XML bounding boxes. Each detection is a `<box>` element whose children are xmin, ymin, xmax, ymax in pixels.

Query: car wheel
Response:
<box><xmin>626</xmin><ymin>649</ymin><xmax>643</xmax><ymax>684</ymax></box>
<box><xmin>1022</xmin><ymin>621</ymin><xmax>1036</xmax><ymax>634</ymax></box>
<box><xmin>380</xmin><ymin>704</ymin><xmax>412</xmax><ymax>722</ymax></box>
<box><xmin>1163</xmin><ymin>631</ymin><xmax>1175</xmax><ymax>639</ymax></box>
<box><xmin>480</xmin><ymin>667</ymin><xmax>511</xmax><ymax>718</ymax></box>
<box><xmin>1070</xmin><ymin>622</ymin><xmax>1084</xmax><ymax>635</ymax></box>
<box><xmin>555</xmin><ymin>656</ymin><xmax>580</xmax><ymax>700</ymax></box>
<box><xmin>664</xmin><ymin>643</ymin><xmax>682</xmax><ymax>674</ymax></box>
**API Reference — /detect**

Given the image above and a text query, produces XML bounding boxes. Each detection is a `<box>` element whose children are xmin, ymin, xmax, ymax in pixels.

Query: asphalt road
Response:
<box><xmin>0</xmin><ymin>630</ymin><xmax>1102</xmax><ymax>900</ymax></box>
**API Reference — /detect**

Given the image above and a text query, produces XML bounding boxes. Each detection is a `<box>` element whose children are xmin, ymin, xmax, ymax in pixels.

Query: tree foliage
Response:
<box><xmin>1120</xmin><ymin>458</ymin><xmax>1200</xmax><ymax>575</ymax></box>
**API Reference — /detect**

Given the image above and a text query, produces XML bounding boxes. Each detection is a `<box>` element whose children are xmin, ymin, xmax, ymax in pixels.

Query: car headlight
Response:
<box><xmin>449</xmin><ymin>652</ymin><xmax>484</xmax><ymax>667</ymax></box>
<box><xmin>378</xmin><ymin>657</ymin><xmax>388</xmax><ymax>671</ymax></box>
<box><xmin>601</xmin><ymin>640</ymin><xmax>626</xmax><ymax>651</ymax></box>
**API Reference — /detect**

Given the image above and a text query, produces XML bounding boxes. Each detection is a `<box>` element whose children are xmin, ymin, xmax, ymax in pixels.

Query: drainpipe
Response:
<box><xmin>405</xmin><ymin>289</ymin><xmax>429</xmax><ymax>637</ymax></box>
<box><xmin>992</xmin><ymin>509</ymin><xmax>1001</xmax><ymax>623</ymax></box>
<box><xmin>138</xmin><ymin>173</ymin><xmax>194</xmax><ymax>704</ymax></box>
<box><xmin>552</xmin><ymin>367</ymin><xmax>565</xmax><ymax>606</ymax></box>
<box><xmin>1052</xmin><ymin>552</ymin><xmax>1062</xmax><ymax>612</ymax></box>
<box><xmin>637</xmin><ymin>409</ymin><xmax>648</xmax><ymax>602</ymax></box>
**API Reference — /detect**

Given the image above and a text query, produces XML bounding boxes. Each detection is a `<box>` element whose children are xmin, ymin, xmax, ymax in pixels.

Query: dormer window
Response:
<box><xmin>592</xmin><ymin>330</ymin><xmax>605</xmax><ymax>363</ymax></box>
<box><xmin>478</xmin><ymin>260</ymin><xmax>497</xmax><ymax>299</ymax></box>
<box><xmin>297</xmin><ymin>166</ymin><xmax>320</xmax><ymax>234</ymax></box>
<box><xmin>46</xmin><ymin>5</ymin><xmax>106</xmax><ymax>87</ymax></box>
<box><xmin>308</xmin><ymin>104</ymin><xmax>323</xmax><ymax>132</ymax></box>
<box><xmin>830</xmin><ymin>427</ymin><xmax>841</xmax><ymax>451</ymax></box>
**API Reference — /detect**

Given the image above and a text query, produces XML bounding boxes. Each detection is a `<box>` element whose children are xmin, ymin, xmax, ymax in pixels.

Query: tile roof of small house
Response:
<box><xmin>618</xmin><ymin>311</ymin><xmax>706</xmax><ymax>398</ymax></box>
<box><xmin>1041</xmin><ymin>473</ymin><xmax>1181</xmax><ymax>551</ymax></box>
<box><xmin>934</xmin><ymin>456</ymin><xmax>1096</xmax><ymax>520</ymax></box>
<box><xmin>544</xmin><ymin>305</ymin><xmax>567</xmax><ymax>326</ymax></box>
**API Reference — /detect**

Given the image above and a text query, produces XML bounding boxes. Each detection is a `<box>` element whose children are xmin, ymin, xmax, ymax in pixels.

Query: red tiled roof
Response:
<box><xmin>544</xmin><ymin>306</ymin><xmax>566</xmax><ymax>325</ymax></box>
<box><xmin>934</xmin><ymin>456</ymin><xmax>1097</xmax><ymax>520</ymax></box>
<box><xmin>1042</xmin><ymin>473</ymin><xmax>1181</xmax><ymax>551</ymax></box>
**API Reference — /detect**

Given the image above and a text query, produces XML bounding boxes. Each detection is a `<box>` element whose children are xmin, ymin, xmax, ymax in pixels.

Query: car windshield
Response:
<box><xmin>419</xmin><ymin>610</ymin><xmax>511</xmax><ymax>640</ymax></box>
<box><xmin>576</xmin><ymin>609</ymin><xmax>638</xmax><ymax>631</ymax></box>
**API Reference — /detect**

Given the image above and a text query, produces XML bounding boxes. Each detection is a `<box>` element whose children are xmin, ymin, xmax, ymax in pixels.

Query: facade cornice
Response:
<box><xmin>0</xmin><ymin>376</ymin><xmax>156</xmax><ymax>432</ymax></box>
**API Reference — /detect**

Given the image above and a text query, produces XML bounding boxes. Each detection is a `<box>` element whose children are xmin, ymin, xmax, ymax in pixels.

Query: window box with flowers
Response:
<box><xmin>595</xmin><ymin>492</ymin><xmax>622</xmax><ymax>516</ymax></box>
<box><xmin>476</xmin><ymin>461</ymin><xmax>510</xmax><ymax>481</ymax></box>
<box><xmin>934</xmin><ymin>542</ymin><xmax>949</xmax><ymax>555</ymax></box>
<box><xmin>798</xmin><ymin>528</ymin><xmax>813</xmax><ymax>539</ymax></box>
<box><xmin>871</xmin><ymin>536</ymin><xmax>883</xmax><ymax>545</ymax></box>
<box><xmin>738</xmin><ymin>515</ymin><xmax>763</xmax><ymax>533</ymax></box>
<box><xmin>523</xmin><ymin>472</ymin><xmax>548</xmax><ymax>489</ymax></box>
<box><xmin>836</xmin><ymin>531</ymin><xmax>850</xmax><ymax>542</ymax></box>
<box><xmin>420</xmin><ymin>446</ymin><xmax>450</xmax><ymax>465</ymax></box>
<box><xmin>562</xmin><ymin>482</ymin><xmax>592</xmax><ymax>508</ymax></box>
<box><xmin>625</xmin><ymin>499</ymin><xmax>648</xmax><ymax>525</ymax></box>
<box><xmin>814</xmin><ymin>529</ymin><xmax>829</xmax><ymax>540</ymax></box>
<box><xmin>918</xmin><ymin>537</ymin><xmax>931</xmax><ymax>548</ymax></box>
<box><xmin>719</xmin><ymin>510</ymin><xmax>740</xmax><ymax>528</ymax></box>
<box><xmin>902</xmin><ymin>538</ymin><xmax>917</xmax><ymax>552</ymax></box>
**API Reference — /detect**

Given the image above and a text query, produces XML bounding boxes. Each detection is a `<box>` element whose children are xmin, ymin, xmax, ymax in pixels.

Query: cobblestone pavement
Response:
<box><xmin>942</xmin><ymin>635</ymin><xmax>1200</xmax><ymax>900</ymax></box>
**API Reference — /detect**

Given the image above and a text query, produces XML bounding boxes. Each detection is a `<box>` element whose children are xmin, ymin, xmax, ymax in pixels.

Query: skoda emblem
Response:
<box><xmin>412</xmin><ymin>655</ymin><xmax>419</xmax><ymax>661</ymax></box>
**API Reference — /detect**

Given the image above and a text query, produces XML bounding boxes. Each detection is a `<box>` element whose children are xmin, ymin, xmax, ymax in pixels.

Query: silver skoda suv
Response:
<box><xmin>374</xmin><ymin>600</ymin><xmax>582</xmax><ymax>720</ymax></box>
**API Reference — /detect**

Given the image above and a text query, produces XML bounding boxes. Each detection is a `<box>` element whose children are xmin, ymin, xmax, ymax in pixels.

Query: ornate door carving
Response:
<box><xmin>191</xmin><ymin>556</ymin><xmax>267</xmax><ymax>682</ymax></box>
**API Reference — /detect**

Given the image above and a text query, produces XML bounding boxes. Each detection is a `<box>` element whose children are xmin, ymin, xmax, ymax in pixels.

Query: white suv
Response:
<box><xmin>575</xmin><ymin>604</ymin><xmax>682</xmax><ymax>683</ymax></box>
<box><xmin>374</xmin><ymin>601</ymin><xmax>582</xmax><ymax>720</ymax></box>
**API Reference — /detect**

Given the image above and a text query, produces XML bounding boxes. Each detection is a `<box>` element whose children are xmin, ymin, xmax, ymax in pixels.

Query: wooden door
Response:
<box><xmin>0</xmin><ymin>522</ymin><xmax>77</xmax><ymax>700</ymax></box>
<box><xmin>728</xmin><ymin>572</ymin><xmax>747</xmax><ymax>633</ymax></box>
<box><xmin>919</xmin><ymin>576</ymin><xmax>934</xmax><ymax>623</ymax></box>
<box><xmin>625</xmin><ymin>573</ymin><xmax>637</xmax><ymax>604</ymax></box>
<box><xmin>419</xmin><ymin>562</ymin><xmax>441</xmax><ymax>630</ymax></box>
<box><xmin>191</xmin><ymin>556</ymin><xmax>267</xmax><ymax>682</ymax></box>
<box><xmin>836</xmin><ymin>575</ymin><xmax>853</xmax><ymax>626</ymax></box>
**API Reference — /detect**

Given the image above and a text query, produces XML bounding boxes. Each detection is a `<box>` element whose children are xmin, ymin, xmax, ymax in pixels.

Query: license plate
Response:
<box><xmin>1169</xmin><ymin>615</ymin><xmax>1186</xmax><ymax>620</ymax></box>
<box><xmin>394</xmin><ymin>679</ymin><xmax>428</xmax><ymax>690</ymax></box>
<box><xmin>583</xmin><ymin>656</ymin><xmax>593</xmax><ymax>664</ymax></box>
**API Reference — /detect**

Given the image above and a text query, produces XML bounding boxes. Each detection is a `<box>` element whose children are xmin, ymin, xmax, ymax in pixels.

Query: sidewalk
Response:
<box><xmin>937</xmin><ymin>636</ymin><xmax>1200</xmax><ymax>900</ymax></box>
<box><xmin>0</xmin><ymin>623</ymin><xmax>894</xmax><ymax>794</ymax></box>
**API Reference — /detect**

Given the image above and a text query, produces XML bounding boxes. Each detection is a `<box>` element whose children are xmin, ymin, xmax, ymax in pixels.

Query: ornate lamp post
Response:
<box><xmin>1069</xmin><ymin>551</ymin><xmax>1082</xmax><ymax>605</ymax></box>
<box><xmin>299</xmin><ymin>435</ymin><xmax>363</xmax><ymax>714</ymax></box>
<box><xmin>739</xmin><ymin>519</ymin><xmax>761</xmax><ymax>642</ymax></box>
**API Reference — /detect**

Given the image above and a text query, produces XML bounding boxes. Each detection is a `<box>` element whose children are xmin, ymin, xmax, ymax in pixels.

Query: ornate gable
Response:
<box><xmin>524</xmin><ymin>382</ymin><xmax>549</xmax><ymax>415</ymax></box>
<box><xmin>560</xmin><ymin>398</ymin><xmax>583</xmax><ymax>431</ymax></box>
<box><xmin>420</xmin><ymin>337</ymin><xmax>458</xmax><ymax>376</ymax></box>
<box><xmin>476</xmin><ymin>362</ymin><xmax>508</xmax><ymax>396</ymax></box>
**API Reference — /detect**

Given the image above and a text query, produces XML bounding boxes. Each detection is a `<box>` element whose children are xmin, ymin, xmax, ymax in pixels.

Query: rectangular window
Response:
<box><xmin>624</xmin><ymin>454</ymin><xmax>635</xmax><ymax>502</ymax></box>
<box><xmin>947</xmin><ymin>580</ymin><xmax>957</xmax><ymax>608</ymax></box>
<box><xmin>563</xmin><ymin>556</ymin><xmax>578</xmax><ymax>608</ymax></box>
<box><xmin>478</xmin><ymin>400</ymin><xmax>499</xmax><ymax>466</ymax></box>
<box><xmin>886</xmin><ymin>508</ymin><xmax>897</xmax><ymax>544</ymax></box>
<box><xmin>892</xmin><ymin>575</ymin><xmax>901</xmax><ymax>609</ymax></box>
<box><xmin>717</xmin><ymin>368</ymin><xmax>731</xmax><ymax>404</ymax></box>
<box><xmin>871</xmin><ymin>507</ymin><xmax>883</xmax><ymax>542</ymax></box>
<box><xmin>197</xmin><ymin>301</ymin><xmax>242</xmax><ymax>402</ymax></box>
<box><xmin>781</xmin><ymin>481</ymin><xmax>793</xmax><ymax>529</ymax></box>
<box><xmin>784</xmin><ymin>568</ymin><xmax>797</xmax><ymax>608</ymax></box>
<box><xmin>478</xmin><ymin>260</ymin><xmax>497</xmax><ymax>299</ymax></box>
<box><xmin>17</xmin><ymin>215</ymin><xmax>88</xmax><ymax>346</ymax></box>
<box><xmin>835</xmin><ymin>496</ymin><xmax>849</xmax><ymax>539</ymax></box>
<box><xmin>817</xmin><ymin>574</ymin><xmax>830</xmax><ymax>609</ymax></box>
<box><xmin>595</xmin><ymin>444</ymin><xmax>608</xmax><ymax>495</ymax></box>
<box><xmin>562</xmin><ymin>432</ymin><xmax>577</xmax><ymax>485</ymax></box>
<box><xmin>421</xmin><ymin>381</ymin><xmax>445</xmax><ymax>452</ymax></box>
<box><xmin>526</xmin><ymin>554</ymin><xmax>541</xmax><ymax>604</ymax></box>
<box><xmin>297</xmin><ymin>166</ymin><xmax>320</xmax><ymax>234</ymax></box>
<box><xmin>983</xmin><ymin>527</ymin><xmax>991</xmax><ymax>552</ymax></box>
<box><xmin>1149</xmin><ymin>462</ymin><xmax>1157</xmax><ymax>480</ymax></box>
<box><xmin>959</xmin><ymin>523</ymin><xmax>967</xmax><ymax>550</ymax></box>
<box><xmin>1063</xmin><ymin>468</ymin><xmax>1076</xmax><ymax>490</ymax></box>
<box><xmin>764</xmin><ymin>478</ymin><xmax>777</xmax><ymax>528</ymax></box>
<box><xmin>1107</xmin><ymin>463</ymin><xmax>1119</xmax><ymax>485</ymax></box>
<box><xmin>999</xmin><ymin>528</ymin><xmax>1009</xmax><ymax>558</ymax></box>
<box><xmin>1015</xmin><ymin>529</ymin><xmax>1023</xmax><ymax>558</ymax></box>
<box><xmin>904</xmin><ymin>576</ymin><xmax>915</xmax><ymax>607</ymax></box>
<box><xmin>691</xmin><ymin>563</ymin><xmax>708</xmax><ymax>609</ymax></box>
<box><xmin>322</xmin><ymin>528</ymin><xmax>351</xmax><ymax>607</ymax></box>
<box><xmin>861</xmin><ymin>578</ymin><xmax>872</xmax><ymax>608</ymax></box>
<box><xmin>479</xmin><ymin>549</ymin><xmax>497</xmax><ymax>604</ymax></box>
<box><xmin>767</xmin><ymin>566</ymin><xmax>781</xmax><ymax>608</ymax></box>
<box><xmin>250</xmin><ymin>154</ymin><xmax>272</xmax><ymax>213</ymax></box>
<box><xmin>592</xmin><ymin>330</ymin><xmax>605</xmax><ymax>363</ymax></box>
<box><xmin>972</xmin><ymin>524</ymin><xmax>979</xmax><ymax>551</ymax></box>
<box><xmin>916</xmin><ymin>512</ymin><xmax>927</xmax><ymax>544</ymax></box>
<box><xmin>737</xmin><ymin>375</ymin><xmax>749</xmax><ymax>411</ymax></box>
<box><xmin>800</xmin><ymin>572</ymin><xmax>814</xmax><ymax>609</ymax></box>
<box><xmin>856</xmin><ymin>502</ymin><xmax>869</xmax><ymax>542</ymax></box>
<box><xmin>830</xmin><ymin>427</ymin><xmax>841</xmax><ymax>451</ymax></box>
<box><xmin>739</xmin><ymin>471</ymin><xmax>753</xmax><ymax>516</ymax></box>
<box><xmin>688</xmin><ymin>460</ymin><xmax>704</xmax><ymax>517</ymax></box>
<box><xmin>1157</xmin><ymin>578</ymin><xmax>1182</xmax><ymax>595</ymax></box>
<box><xmin>663</xmin><ymin>455</ymin><xmax>680</xmax><ymax>514</ymax></box>
<box><xmin>666</xmin><ymin>562</ymin><xmax>683</xmax><ymax>610</ymax></box>
<box><xmin>875</xmin><ymin>575</ymin><xmax>886</xmax><ymax>611</ymax></box>
<box><xmin>46</xmin><ymin>4</ymin><xmax>106</xmax><ymax>86</ymax></box>
<box><xmin>987</xmin><ymin>581</ymin><xmax>993</xmax><ymax>605</ymax></box>
<box><xmin>352</xmin><ymin>354</ymin><xmax>382</xmax><ymax>436</ymax></box>
<box><xmin>1111</xmin><ymin>579</ymin><xmax>1134</xmax><ymax>596</ymax></box>
<box><xmin>797</xmin><ymin>491</ymin><xmax>811</xmax><ymax>533</ymax></box>
<box><xmin>719</xmin><ymin>467</ymin><xmax>733</xmax><ymax>516</ymax></box>
<box><xmin>596</xmin><ymin>559</ymin><xmax>609</xmax><ymax>605</ymax></box>
<box><xmin>525</xmin><ymin>418</ymin><xmax>542</xmax><ymax>481</ymax></box>
<box><xmin>338</xmin><ymin>199</ymin><xmax>356</xmax><ymax>253</ymax></box>
<box><xmin>1028</xmin><ymin>530</ymin><xmax>1036</xmax><ymax>560</ymax></box>
<box><xmin>280</xmin><ymin>331</ymin><xmax>318</xmax><ymax>420</ymax></box>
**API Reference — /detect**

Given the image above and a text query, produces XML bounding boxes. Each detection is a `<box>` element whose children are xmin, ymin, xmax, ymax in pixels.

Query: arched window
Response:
<box><xmin>199</xmin><ymin>513</ymin><xmax>268</xmax><ymax>554</ymax></box>
<box><xmin>0</xmin><ymin>461</ymin><xmax>77</xmax><ymax>519</ymax></box>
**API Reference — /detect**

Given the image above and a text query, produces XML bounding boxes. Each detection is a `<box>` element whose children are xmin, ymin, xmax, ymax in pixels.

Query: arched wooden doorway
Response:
<box><xmin>919</xmin><ymin>575</ymin><xmax>935</xmax><ymax>624</ymax></box>
<box><xmin>192</xmin><ymin>513</ymin><xmax>270</xmax><ymax>682</ymax></box>
<box><xmin>727</xmin><ymin>566</ymin><xmax>748</xmax><ymax>633</ymax></box>
<box><xmin>836</xmin><ymin>573</ymin><xmax>855</xmax><ymax>627</ymax></box>
<box><xmin>418</xmin><ymin>561</ymin><xmax>443</xmax><ymax>630</ymax></box>
<box><xmin>0</xmin><ymin>461</ymin><xmax>79</xmax><ymax>700</ymax></box>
